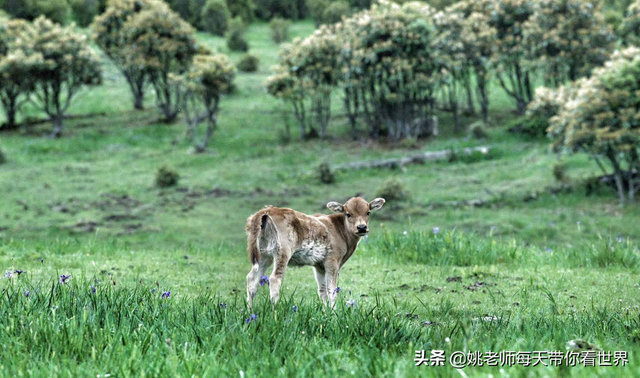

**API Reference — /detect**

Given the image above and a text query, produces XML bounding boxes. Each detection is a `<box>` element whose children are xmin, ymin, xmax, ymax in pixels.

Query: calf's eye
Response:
<box><xmin>366</xmin><ymin>211</ymin><xmax>371</xmax><ymax>216</ymax></box>
<box><xmin>346</xmin><ymin>213</ymin><xmax>351</xmax><ymax>218</ymax></box>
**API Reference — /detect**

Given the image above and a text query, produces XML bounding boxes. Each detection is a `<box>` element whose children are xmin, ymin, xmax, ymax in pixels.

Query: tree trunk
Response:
<box><xmin>51</xmin><ymin>114</ymin><xmax>64</xmax><ymax>138</ymax></box>
<box><xmin>134</xmin><ymin>92</ymin><xmax>144</xmax><ymax>110</ymax></box>
<box><xmin>465</xmin><ymin>80</ymin><xmax>475</xmax><ymax>115</ymax></box>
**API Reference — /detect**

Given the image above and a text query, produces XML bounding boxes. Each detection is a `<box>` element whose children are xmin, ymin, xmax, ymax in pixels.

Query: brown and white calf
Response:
<box><xmin>245</xmin><ymin>197</ymin><xmax>385</xmax><ymax>307</ymax></box>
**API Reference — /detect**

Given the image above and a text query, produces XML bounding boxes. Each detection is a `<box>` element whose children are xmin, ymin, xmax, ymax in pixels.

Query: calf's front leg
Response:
<box><xmin>324</xmin><ymin>262</ymin><xmax>340</xmax><ymax>307</ymax></box>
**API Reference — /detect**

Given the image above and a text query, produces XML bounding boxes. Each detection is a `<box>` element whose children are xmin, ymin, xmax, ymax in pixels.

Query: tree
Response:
<box><xmin>343</xmin><ymin>1</ymin><xmax>438</xmax><ymax>139</ymax></box>
<box><xmin>445</xmin><ymin>1</ymin><xmax>497</xmax><ymax>123</ymax></box>
<box><xmin>173</xmin><ymin>54</ymin><xmax>235</xmax><ymax>152</ymax></box>
<box><xmin>621</xmin><ymin>0</ymin><xmax>640</xmax><ymax>45</ymax></box>
<box><xmin>487</xmin><ymin>0</ymin><xmax>537</xmax><ymax>114</ymax></box>
<box><xmin>433</xmin><ymin>9</ymin><xmax>470</xmax><ymax>131</ymax></box>
<box><xmin>0</xmin><ymin>19</ymin><xmax>40</xmax><ymax>130</ymax></box>
<box><xmin>201</xmin><ymin>0</ymin><xmax>230</xmax><ymax>36</ymax></box>
<box><xmin>92</xmin><ymin>0</ymin><xmax>161</xmax><ymax>110</ymax></box>
<box><xmin>524</xmin><ymin>0</ymin><xmax>615</xmax><ymax>87</ymax></box>
<box><xmin>267</xmin><ymin>25</ymin><xmax>341</xmax><ymax>139</ymax></box>
<box><xmin>14</xmin><ymin>16</ymin><xmax>101</xmax><ymax>137</ymax></box>
<box><xmin>548</xmin><ymin>48</ymin><xmax>640</xmax><ymax>204</ymax></box>
<box><xmin>122</xmin><ymin>4</ymin><xmax>199</xmax><ymax>122</ymax></box>
<box><xmin>266</xmin><ymin>67</ymin><xmax>308</xmax><ymax>139</ymax></box>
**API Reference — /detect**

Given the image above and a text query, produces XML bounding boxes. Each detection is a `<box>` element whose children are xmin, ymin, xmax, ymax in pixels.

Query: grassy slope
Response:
<box><xmin>0</xmin><ymin>21</ymin><xmax>639</xmax><ymax>377</ymax></box>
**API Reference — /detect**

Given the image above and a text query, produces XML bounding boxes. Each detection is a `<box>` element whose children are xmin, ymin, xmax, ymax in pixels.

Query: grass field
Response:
<box><xmin>0</xmin><ymin>21</ymin><xmax>639</xmax><ymax>377</ymax></box>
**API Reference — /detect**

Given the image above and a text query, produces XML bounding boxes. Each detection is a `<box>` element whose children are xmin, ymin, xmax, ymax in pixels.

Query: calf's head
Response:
<box><xmin>327</xmin><ymin>197</ymin><xmax>385</xmax><ymax>237</ymax></box>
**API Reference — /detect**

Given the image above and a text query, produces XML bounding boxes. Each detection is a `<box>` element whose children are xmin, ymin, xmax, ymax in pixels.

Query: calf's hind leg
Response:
<box><xmin>269</xmin><ymin>247</ymin><xmax>291</xmax><ymax>305</ymax></box>
<box><xmin>246</xmin><ymin>255</ymin><xmax>273</xmax><ymax>308</ymax></box>
<box><xmin>313</xmin><ymin>267</ymin><xmax>327</xmax><ymax>304</ymax></box>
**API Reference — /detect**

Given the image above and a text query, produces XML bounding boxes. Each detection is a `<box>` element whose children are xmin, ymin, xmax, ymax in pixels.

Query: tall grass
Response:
<box><xmin>1</xmin><ymin>275</ymin><xmax>638</xmax><ymax>377</ymax></box>
<box><xmin>369</xmin><ymin>230</ymin><xmax>640</xmax><ymax>269</ymax></box>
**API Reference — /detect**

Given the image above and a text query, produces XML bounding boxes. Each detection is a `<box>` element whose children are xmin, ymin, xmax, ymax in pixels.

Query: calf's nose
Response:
<box><xmin>357</xmin><ymin>225</ymin><xmax>367</xmax><ymax>232</ymax></box>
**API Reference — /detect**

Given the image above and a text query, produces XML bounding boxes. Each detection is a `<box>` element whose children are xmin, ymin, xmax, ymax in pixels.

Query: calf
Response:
<box><xmin>245</xmin><ymin>197</ymin><xmax>385</xmax><ymax>307</ymax></box>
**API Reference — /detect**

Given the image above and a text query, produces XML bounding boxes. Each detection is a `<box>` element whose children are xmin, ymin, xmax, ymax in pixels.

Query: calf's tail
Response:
<box><xmin>246</xmin><ymin>210</ymin><xmax>274</xmax><ymax>265</ymax></box>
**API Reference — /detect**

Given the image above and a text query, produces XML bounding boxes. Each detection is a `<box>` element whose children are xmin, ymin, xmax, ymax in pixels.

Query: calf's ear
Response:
<box><xmin>369</xmin><ymin>198</ymin><xmax>385</xmax><ymax>211</ymax></box>
<box><xmin>327</xmin><ymin>201</ymin><xmax>344</xmax><ymax>213</ymax></box>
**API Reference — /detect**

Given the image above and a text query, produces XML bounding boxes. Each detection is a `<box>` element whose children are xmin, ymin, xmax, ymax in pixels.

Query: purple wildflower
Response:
<box><xmin>292</xmin><ymin>305</ymin><xmax>298</xmax><ymax>313</ymax></box>
<box><xmin>14</xmin><ymin>270</ymin><xmax>25</xmax><ymax>276</ymax></box>
<box><xmin>219</xmin><ymin>302</ymin><xmax>227</xmax><ymax>309</ymax></box>
<box><xmin>544</xmin><ymin>247</ymin><xmax>552</xmax><ymax>253</ymax></box>
<box><xmin>333</xmin><ymin>287</ymin><xmax>342</xmax><ymax>295</ymax></box>
<box><xmin>90</xmin><ymin>285</ymin><xmax>96</xmax><ymax>295</ymax></box>
<box><xmin>433</xmin><ymin>227</ymin><xmax>440</xmax><ymax>235</ymax></box>
<box><xmin>59</xmin><ymin>274</ymin><xmax>71</xmax><ymax>284</ymax></box>
<box><xmin>161</xmin><ymin>291</ymin><xmax>171</xmax><ymax>299</ymax></box>
<box><xmin>246</xmin><ymin>313</ymin><xmax>258</xmax><ymax>323</ymax></box>
<box><xmin>3</xmin><ymin>271</ymin><xmax>11</xmax><ymax>279</ymax></box>
<box><xmin>346</xmin><ymin>299</ymin><xmax>356</xmax><ymax>308</ymax></box>
<box><xmin>24</xmin><ymin>291</ymin><xmax>30</xmax><ymax>297</ymax></box>
<box><xmin>151</xmin><ymin>288</ymin><xmax>156</xmax><ymax>294</ymax></box>
<box><xmin>617</xmin><ymin>237</ymin><xmax>624</xmax><ymax>243</ymax></box>
<box><xmin>259</xmin><ymin>275</ymin><xmax>269</xmax><ymax>287</ymax></box>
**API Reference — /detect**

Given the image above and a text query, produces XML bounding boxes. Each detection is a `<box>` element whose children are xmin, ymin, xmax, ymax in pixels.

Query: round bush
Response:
<box><xmin>226</xmin><ymin>17</ymin><xmax>248</xmax><ymax>51</ymax></box>
<box><xmin>376</xmin><ymin>178</ymin><xmax>409</xmax><ymax>202</ymax></box>
<box><xmin>26</xmin><ymin>0</ymin><xmax>70</xmax><ymax>24</ymax></box>
<box><xmin>70</xmin><ymin>0</ymin><xmax>99</xmax><ymax>27</ymax></box>
<box><xmin>226</xmin><ymin>0</ymin><xmax>254</xmax><ymax>22</ymax></box>
<box><xmin>254</xmin><ymin>0</ymin><xmax>299</xmax><ymax>20</ymax></box>
<box><xmin>549</xmin><ymin>48</ymin><xmax>640</xmax><ymax>203</ymax></box>
<box><xmin>322</xmin><ymin>0</ymin><xmax>350</xmax><ymax>24</ymax></box>
<box><xmin>201</xmin><ymin>0</ymin><xmax>230</xmax><ymax>36</ymax></box>
<box><xmin>468</xmin><ymin>122</ymin><xmax>489</xmax><ymax>140</ymax></box>
<box><xmin>237</xmin><ymin>54</ymin><xmax>259</xmax><ymax>72</ymax></box>
<box><xmin>317</xmin><ymin>162</ymin><xmax>335</xmax><ymax>184</ymax></box>
<box><xmin>156</xmin><ymin>166</ymin><xmax>180</xmax><ymax>188</ymax></box>
<box><xmin>269</xmin><ymin>17</ymin><xmax>291</xmax><ymax>44</ymax></box>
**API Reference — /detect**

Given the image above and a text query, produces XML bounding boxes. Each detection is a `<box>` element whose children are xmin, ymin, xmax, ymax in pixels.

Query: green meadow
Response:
<box><xmin>0</xmin><ymin>21</ymin><xmax>639</xmax><ymax>377</ymax></box>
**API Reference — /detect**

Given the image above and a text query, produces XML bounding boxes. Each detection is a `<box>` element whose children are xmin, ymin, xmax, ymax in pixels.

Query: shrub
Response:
<box><xmin>341</xmin><ymin>2</ymin><xmax>438</xmax><ymax>139</ymax></box>
<box><xmin>267</xmin><ymin>25</ymin><xmax>341</xmax><ymax>139</ymax></box>
<box><xmin>621</xmin><ymin>0</ymin><xmax>640</xmax><ymax>44</ymax></box>
<box><xmin>226</xmin><ymin>17</ymin><xmax>249</xmax><ymax>51</ymax></box>
<box><xmin>0</xmin><ymin>19</ymin><xmax>38</xmax><ymax>130</ymax></box>
<box><xmin>201</xmin><ymin>0</ymin><xmax>230</xmax><ymax>36</ymax></box>
<box><xmin>308</xmin><ymin>0</ymin><xmax>329</xmax><ymax>26</ymax></box>
<box><xmin>25</xmin><ymin>0</ymin><xmax>70</xmax><ymax>24</ymax></box>
<box><xmin>123</xmin><ymin>4</ymin><xmax>199</xmax><ymax>122</ymax></box>
<box><xmin>13</xmin><ymin>16</ymin><xmax>101</xmax><ymax>137</ymax></box>
<box><xmin>69</xmin><ymin>0</ymin><xmax>100</xmax><ymax>27</ymax></box>
<box><xmin>439</xmin><ymin>2</ymin><xmax>497</xmax><ymax>124</ymax></box>
<box><xmin>549</xmin><ymin>47</ymin><xmax>640</xmax><ymax>204</ymax></box>
<box><xmin>156</xmin><ymin>166</ymin><xmax>179</xmax><ymax>188</ymax></box>
<box><xmin>553</xmin><ymin>161</ymin><xmax>568</xmax><ymax>182</ymax></box>
<box><xmin>486</xmin><ymin>0</ymin><xmax>537</xmax><ymax>114</ymax></box>
<box><xmin>269</xmin><ymin>17</ymin><xmax>290</xmax><ymax>44</ymax></box>
<box><xmin>322</xmin><ymin>1</ymin><xmax>350</xmax><ymax>24</ymax></box>
<box><xmin>237</xmin><ymin>54</ymin><xmax>259</xmax><ymax>72</ymax></box>
<box><xmin>523</xmin><ymin>0</ymin><xmax>615</xmax><ymax>86</ymax></box>
<box><xmin>468</xmin><ymin>122</ymin><xmax>489</xmax><ymax>140</ymax></box>
<box><xmin>254</xmin><ymin>0</ymin><xmax>299</xmax><ymax>20</ymax></box>
<box><xmin>317</xmin><ymin>162</ymin><xmax>335</xmax><ymax>184</ymax></box>
<box><xmin>376</xmin><ymin>178</ymin><xmax>409</xmax><ymax>202</ymax></box>
<box><xmin>173</xmin><ymin>54</ymin><xmax>235</xmax><ymax>152</ymax></box>
<box><xmin>92</xmin><ymin>0</ymin><xmax>161</xmax><ymax>110</ymax></box>
<box><xmin>525</xmin><ymin>85</ymin><xmax>577</xmax><ymax>138</ymax></box>
<box><xmin>226</xmin><ymin>0</ymin><xmax>254</xmax><ymax>22</ymax></box>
